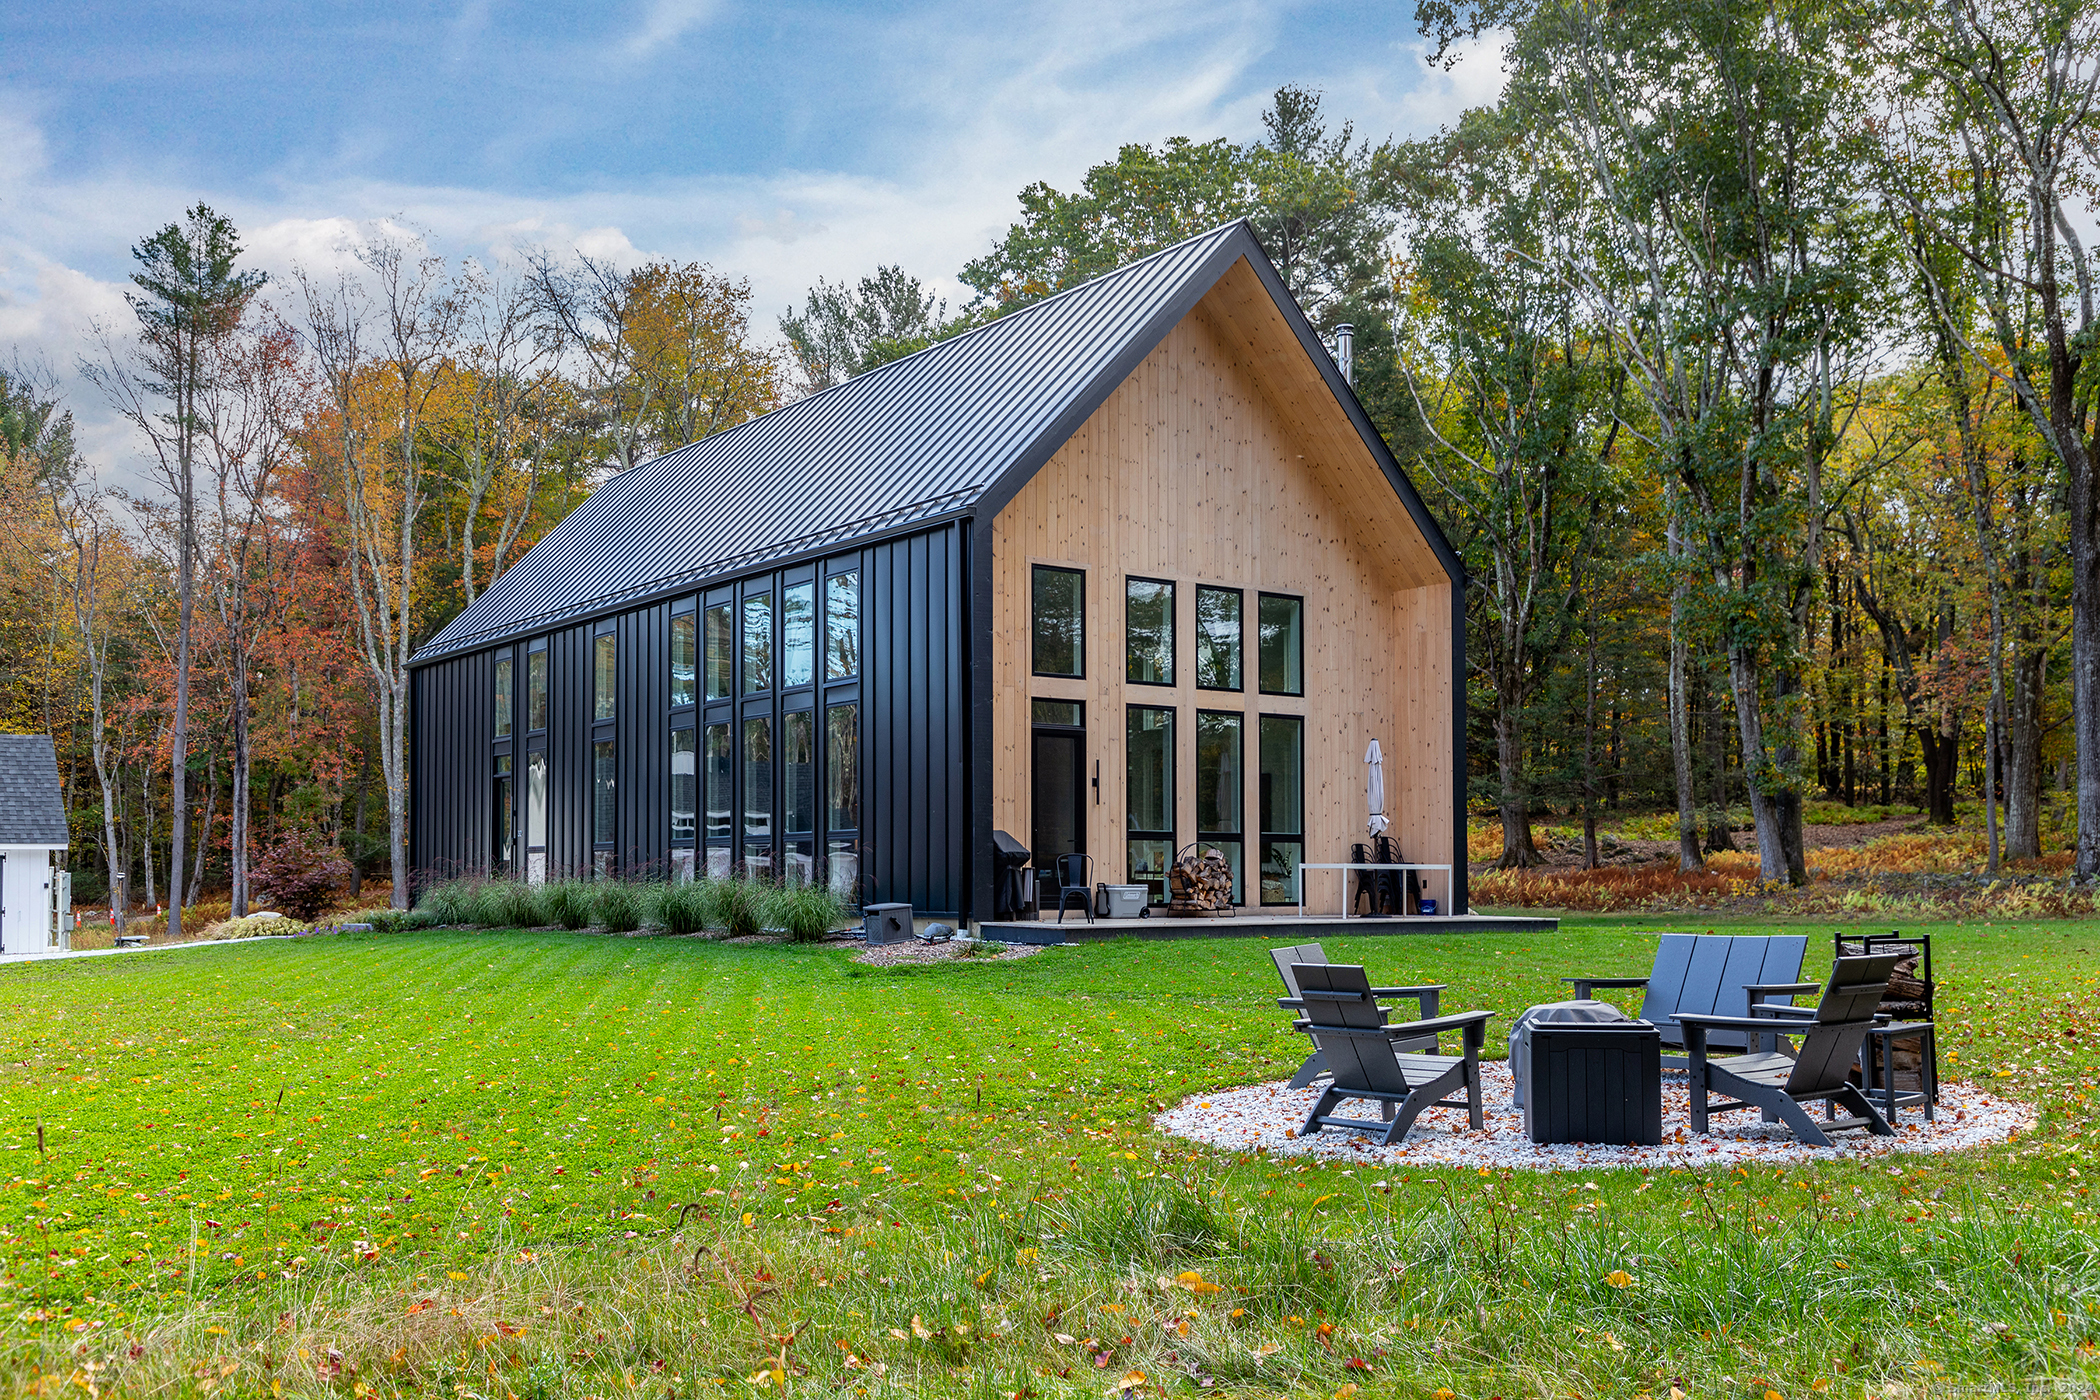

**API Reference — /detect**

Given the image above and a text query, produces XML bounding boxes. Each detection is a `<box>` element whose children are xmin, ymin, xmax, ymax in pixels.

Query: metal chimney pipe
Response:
<box><xmin>1335</xmin><ymin>323</ymin><xmax>1354</xmax><ymax>386</ymax></box>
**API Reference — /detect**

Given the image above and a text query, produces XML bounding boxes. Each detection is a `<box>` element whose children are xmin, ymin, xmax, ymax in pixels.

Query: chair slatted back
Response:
<box><xmin>1640</xmin><ymin>934</ymin><xmax>1808</xmax><ymax>1048</ymax></box>
<box><xmin>1269</xmin><ymin>943</ymin><xmax>1328</xmax><ymax>998</ymax></box>
<box><xmin>1781</xmin><ymin>954</ymin><xmax>1901</xmax><ymax>1096</ymax></box>
<box><xmin>1294</xmin><ymin>963</ymin><xmax>1413</xmax><ymax>1097</ymax></box>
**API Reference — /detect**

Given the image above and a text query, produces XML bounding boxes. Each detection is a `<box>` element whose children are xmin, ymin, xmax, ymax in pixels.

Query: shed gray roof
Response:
<box><xmin>413</xmin><ymin>220</ymin><xmax>1456</xmax><ymax>664</ymax></box>
<box><xmin>0</xmin><ymin>735</ymin><xmax>68</xmax><ymax>846</ymax></box>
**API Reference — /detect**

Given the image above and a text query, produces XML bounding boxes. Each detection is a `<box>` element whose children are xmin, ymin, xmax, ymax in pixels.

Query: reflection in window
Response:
<box><xmin>743</xmin><ymin>716</ymin><xmax>773</xmax><ymax>837</ymax></box>
<box><xmin>1126</xmin><ymin>579</ymin><xmax>1175</xmax><ymax>685</ymax></box>
<box><xmin>825</xmin><ymin>572</ymin><xmax>860</xmax><ymax>679</ymax></box>
<box><xmin>827</xmin><ymin>703</ymin><xmax>859</xmax><ymax>833</ymax></box>
<box><xmin>593</xmin><ymin>739</ymin><xmax>616</xmax><ymax>845</ymax></box>
<box><xmin>1127</xmin><ymin>705</ymin><xmax>1175</xmax><ymax>905</ymax></box>
<box><xmin>1259</xmin><ymin>715</ymin><xmax>1304</xmax><ymax>904</ymax></box>
<box><xmin>784</xmin><ymin>711</ymin><xmax>815</xmax><ymax>834</ymax></box>
<box><xmin>527</xmin><ymin>649</ymin><xmax>548</xmax><ymax>731</ymax></box>
<box><xmin>782</xmin><ymin>582</ymin><xmax>815</xmax><ymax>689</ymax></box>
<box><xmin>1031</xmin><ymin>699</ymin><xmax>1083</xmax><ymax>726</ymax></box>
<box><xmin>494</xmin><ymin>656</ymin><xmax>513</xmax><ymax>737</ymax></box>
<box><xmin>1258</xmin><ymin>594</ymin><xmax>1303</xmax><ymax>696</ymax></box>
<box><xmin>670</xmin><ymin>614</ymin><xmax>696</xmax><ymax>707</ymax></box>
<box><xmin>703</xmin><ymin>722</ymin><xmax>732</xmax><ymax>843</ymax></box>
<box><xmin>526</xmin><ymin>752</ymin><xmax>548</xmax><ymax>849</ymax></box>
<box><xmin>493</xmin><ymin>754</ymin><xmax>513</xmax><ymax>873</ymax></box>
<box><xmin>670</xmin><ymin>728</ymin><xmax>697</xmax><ymax>844</ymax></box>
<box><xmin>594</xmin><ymin>634</ymin><xmax>616</xmax><ymax>721</ymax></box>
<box><xmin>743</xmin><ymin>594</ymin><xmax>773</xmax><ymax>693</ymax></box>
<box><xmin>1032</xmin><ymin>566</ymin><xmax>1083</xmax><ymax>677</ymax></box>
<box><xmin>1197</xmin><ymin>710</ymin><xmax>1244</xmax><ymax>903</ymax></box>
<box><xmin>704</xmin><ymin>604</ymin><xmax>732</xmax><ymax>701</ymax></box>
<box><xmin>1195</xmin><ymin>587</ymin><xmax>1242</xmax><ymax>690</ymax></box>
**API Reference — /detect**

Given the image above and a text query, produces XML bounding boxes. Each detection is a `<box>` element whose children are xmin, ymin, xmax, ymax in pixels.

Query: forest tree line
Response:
<box><xmin>1</xmin><ymin>0</ymin><xmax>2093</xmax><ymax>916</ymax></box>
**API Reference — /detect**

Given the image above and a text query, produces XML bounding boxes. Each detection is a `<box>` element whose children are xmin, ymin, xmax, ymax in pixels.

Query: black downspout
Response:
<box><xmin>966</xmin><ymin>514</ymin><xmax>997</xmax><ymax>924</ymax></box>
<box><xmin>1451</xmin><ymin>573</ymin><xmax>1470</xmax><ymax>915</ymax></box>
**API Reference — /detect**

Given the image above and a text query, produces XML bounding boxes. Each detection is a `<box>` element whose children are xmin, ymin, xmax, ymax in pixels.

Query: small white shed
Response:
<box><xmin>0</xmin><ymin>734</ymin><xmax>71</xmax><ymax>956</ymax></box>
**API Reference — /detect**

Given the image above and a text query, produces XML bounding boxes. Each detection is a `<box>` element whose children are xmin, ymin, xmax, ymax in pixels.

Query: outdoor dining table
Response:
<box><xmin>1295</xmin><ymin>862</ymin><xmax>1455</xmax><ymax>919</ymax></box>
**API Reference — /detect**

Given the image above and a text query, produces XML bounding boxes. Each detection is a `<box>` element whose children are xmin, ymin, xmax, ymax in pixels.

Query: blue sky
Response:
<box><xmin>0</xmin><ymin>0</ymin><xmax>1503</xmax><ymax>478</ymax></box>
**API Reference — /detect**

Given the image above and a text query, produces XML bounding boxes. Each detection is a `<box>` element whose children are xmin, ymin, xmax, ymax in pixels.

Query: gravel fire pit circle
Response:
<box><xmin>1156</xmin><ymin>1063</ymin><xmax>2035</xmax><ymax>1171</ymax></box>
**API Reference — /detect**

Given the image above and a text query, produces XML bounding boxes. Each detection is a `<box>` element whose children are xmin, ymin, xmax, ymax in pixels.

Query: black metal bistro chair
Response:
<box><xmin>1052</xmin><ymin>852</ymin><xmax>1094</xmax><ymax>924</ymax></box>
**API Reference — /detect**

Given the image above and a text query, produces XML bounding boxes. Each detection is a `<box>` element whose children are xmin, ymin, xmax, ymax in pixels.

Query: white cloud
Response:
<box><xmin>618</xmin><ymin>0</ymin><xmax>722</xmax><ymax>58</ymax></box>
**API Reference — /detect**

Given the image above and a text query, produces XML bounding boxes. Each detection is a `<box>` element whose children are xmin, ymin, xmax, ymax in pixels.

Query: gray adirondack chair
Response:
<box><xmin>1290</xmin><ymin>962</ymin><xmax>1492</xmax><ymax>1144</ymax></box>
<box><xmin>1567</xmin><ymin>933</ymin><xmax>1809</xmax><ymax>1066</ymax></box>
<box><xmin>1271</xmin><ymin>944</ymin><xmax>1445</xmax><ymax>1088</ymax></box>
<box><xmin>1676</xmin><ymin>953</ymin><xmax>1902</xmax><ymax>1148</ymax></box>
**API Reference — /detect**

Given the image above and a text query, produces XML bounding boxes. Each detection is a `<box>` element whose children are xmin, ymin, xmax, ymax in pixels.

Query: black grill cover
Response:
<box><xmin>992</xmin><ymin>831</ymin><xmax>1032</xmax><ymax>919</ymax></box>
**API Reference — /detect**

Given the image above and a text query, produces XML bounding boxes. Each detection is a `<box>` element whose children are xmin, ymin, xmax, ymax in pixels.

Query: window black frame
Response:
<box><xmin>669</xmin><ymin>721</ymin><xmax>698</xmax><ymax>848</ymax></box>
<box><xmin>1193</xmin><ymin>585</ymin><xmax>1244</xmax><ymax>693</ymax></box>
<box><xmin>1125</xmin><ymin>703</ymin><xmax>1176</xmax><ymax>906</ymax></box>
<box><xmin>525</xmin><ymin>638</ymin><xmax>550</xmax><ymax>733</ymax></box>
<box><xmin>1124</xmin><ymin>576</ymin><xmax>1177</xmax><ymax>687</ymax></box>
<box><xmin>1030</xmin><ymin>564</ymin><xmax>1086</xmax><ymax>679</ymax></box>
<box><xmin>592</xmin><ymin>737</ymin><xmax>616</xmax><ymax>851</ymax></box>
<box><xmin>1257</xmin><ymin>713</ymin><xmax>1304</xmax><ymax>906</ymax></box>
<box><xmin>493</xmin><ymin>650</ymin><xmax>515</xmax><ymax>738</ymax></box>
<box><xmin>1256</xmin><ymin>592</ymin><xmax>1305</xmax><ymax>698</ymax></box>
<box><xmin>669</xmin><ymin>606</ymin><xmax>697</xmax><ymax>710</ymax></box>
<box><xmin>1194</xmin><ymin>708</ymin><xmax>1245</xmax><ymax>905</ymax></box>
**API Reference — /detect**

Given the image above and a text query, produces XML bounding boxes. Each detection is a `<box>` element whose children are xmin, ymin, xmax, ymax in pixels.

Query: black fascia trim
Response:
<box><xmin>407</xmin><ymin>506</ymin><xmax>972</xmax><ymax>669</ymax></box>
<box><xmin>1232</xmin><ymin>241</ymin><xmax>1469</xmax><ymax>589</ymax></box>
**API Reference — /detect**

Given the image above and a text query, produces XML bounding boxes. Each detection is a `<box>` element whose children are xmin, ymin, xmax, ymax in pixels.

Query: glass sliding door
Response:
<box><xmin>1258</xmin><ymin>715</ymin><xmax>1303</xmax><ymax>905</ymax></box>
<box><xmin>1126</xmin><ymin>705</ymin><xmax>1175</xmax><ymax>905</ymax></box>
<box><xmin>1195</xmin><ymin>710</ymin><xmax>1245</xmax><ymax>904</ymax></box>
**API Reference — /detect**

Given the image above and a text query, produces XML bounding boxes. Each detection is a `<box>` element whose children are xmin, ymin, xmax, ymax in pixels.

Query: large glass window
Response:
<box><xmin>1196</xmin><ymin>710</ymin><xmax>1245</xmax><ymax>904</ymax></box>
<box><xmin>1195</xmin><ymin>587</ymin><xmax>1242</xmax><ymax>691</ymax></box>
<box><xmin>493</xmin><ymin>656</ymin><xmax>513</xmax><ymax>738</ymax></box>
<box><xmin>785</xmin><ymin>711</ymin><xmax>815</xmax><ymax>835</ymax></box>
<box><xmin>1258</xmin><ymin>594</ymin><xmax>1303</xmax><ymax>696</ymax></box>
<box><xmin>827</xmin><ymin>702</ymin><xmax>859</xmax><ymax>833</ymax></box>
<box><xmin>1259</xmin><ymin>715</ymin><xmax>1304</xmax><ymax>905</ymax></box>
<box><xmin>670</xmin><ymin>614</ymin><xmax>696</xmax><ymax>708</ymax></box>
<box><xmin>594</xmin><ymin>634</ymin><xmax>616</xmax><ymax>721</ymax></box>
<box><xmin>526</xmin><ymin>648</ymin><xmax>548</xmax><ymax>731</ymax></box>
<box><xmin>1126</xmin><ymin>579</ymin><xmax>1175</xmax><ymax>686</ymax></box>
<box><xmin>493</xmin><ymin>754</ymin><xmax>513</xmax><ymax>873</ymax></box>
<box><xmin>743</xmin><ymin>594</ymin><xmax>773</xmax><ymax>693</ymax></box>
<box><xmin>826</xmin><ymin>572</ymin><xmax>860</xmax><ymax>679</ymax></box>
<box><xmin>526</xmin><ymin>752</ymin><xmax>548</xmax><ymax>850</ymax></box>
<box><xmin>703</xmin><ymin>722</ymin><xmax>732</xmax><ymax>843</ymax></box>
<box><xmin>703</xmin><ymin>604</ymin><xmax>733</xmax><ymax>701</ymax></box>
<box><xmin>593</xmin><ymin>739</ymin><xmax>616</xmax><ymax>846</ymax></box>
<box><xmin>743</xmin><ymin>716</ymin><xmax>773</xmax><ymax>837</ymax></box>
<box><xmin>1032</xmin><ymin>565</ymin><xmax>1084</xmax><ymax>677</ymax></box>
<box><xmin>782</xmin><ymin>582</ymin><xmax>816</xmax><ymax>689</ymax></box>
<box><xmin>1126</xmin><ymin>705</ymin><xmax>1175</xmax><ymax>905</ymax></box>
<box><xmin>670</xmin><ymin>728</ymin><xmax>697</xmax><ymax>844</ymax></box>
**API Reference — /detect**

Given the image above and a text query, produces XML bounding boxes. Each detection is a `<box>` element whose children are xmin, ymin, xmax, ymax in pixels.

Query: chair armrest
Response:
<box><xmin>1748</xmin><ymin>1003</ymin><xmax>1816</xmax><ymax>1020</ymax></box>
<box><xmin>1674</xmin><ymin>1012</ymin><xmax>1807</xmax><ymax>1033</ymax></box>
<box><xmin>1564</xmin><ymin>976</ymin><xmax>1650</xmax><ymax>1000</ymax></box>
<box><xmin>1745</xmin><ymin>982</ymin><xmax>1820</xmax><ymax>997</ymax></box>
<box><xmin>1378</xmin><ymin>1008</ymin><xmax>1493</xmax><ymax>1055</ymax></box>
<box><xmin>1276</xmin><ymin>997</ymin><xmax>1306</xmax><ymax>1011</ymax></box>
<box><xmin>1373</xmin><ymin>984</ymin><xmax>1443</xmax><ymax>1019</ymax></box>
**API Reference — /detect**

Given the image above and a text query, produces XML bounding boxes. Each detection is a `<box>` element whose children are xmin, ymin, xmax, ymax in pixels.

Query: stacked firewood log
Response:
<box><xmin>1165</xmin><ymin>847</ymin><xmax>1235</xmax><ymax>916</ymax></box>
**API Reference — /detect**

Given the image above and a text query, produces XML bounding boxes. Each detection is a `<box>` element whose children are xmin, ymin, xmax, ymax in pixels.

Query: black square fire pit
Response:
<box><xmin>1521</xmin><ymin>1021</ymin><xmax>1663</xmax><ymax>1145</ymax></box>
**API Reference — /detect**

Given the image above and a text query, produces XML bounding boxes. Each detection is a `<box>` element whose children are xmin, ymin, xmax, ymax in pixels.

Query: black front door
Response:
<box><xmin>1031</xmin><ymin>727</ymin><xmax>1085</xmax><ymax>897</ymax></box>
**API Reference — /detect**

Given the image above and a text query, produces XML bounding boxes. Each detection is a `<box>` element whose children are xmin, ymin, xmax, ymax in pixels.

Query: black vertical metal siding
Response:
<box><xmin>409</xmin><ymin>646</ymin><xmax>494</xmax><ymax>880</ymax></box>
<box><xmin>862</xmin><ymin>523</ymin><xmax>967</xmax><ymax>916</ymax></box>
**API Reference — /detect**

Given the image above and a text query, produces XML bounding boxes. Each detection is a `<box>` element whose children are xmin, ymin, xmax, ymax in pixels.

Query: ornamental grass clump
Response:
<box><xmin>650</xmin><ymin>879</ymin><xmax>710</xmax><ymax>935</ymax></box>
<box><xmin>768</xmin><ymin>883</ymin><xmax>849</xmax><ymax>942</ymax></box>
<box><xmin>594</xmin><ymin>880</ymin><xmax>644</xmax><ymax>933</ymax></box>
<box><xmin>419</xmin><ymin>878</ymin><xmax>481</xmax><ymax>926</ymax></box>
<box><xmin>473</xmin><ymin>879</ymin><xmax>544</xmax><ymax>929</ymax></box>
<box><xmin>542</xmin><ymin>878</ymin><xmax>595</xmax><ymax>930</ymax></box>
<box><xmin>714</xmin><ymin>876</ymin><xmax>768</xmax><ymax>938</ymax></box>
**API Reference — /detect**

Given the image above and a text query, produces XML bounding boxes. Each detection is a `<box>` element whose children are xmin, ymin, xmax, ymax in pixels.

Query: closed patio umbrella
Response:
<box><xmin>1366</xmin><ymin>739</ymin><xmax>1389</xmax><ymax>837</ymax></box>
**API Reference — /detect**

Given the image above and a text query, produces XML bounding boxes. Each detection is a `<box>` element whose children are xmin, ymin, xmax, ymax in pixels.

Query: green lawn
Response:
<box><xmin>1</xmin><ymin>917</ymin><xmax>2096</xmax><ymax>1397</ymax></box>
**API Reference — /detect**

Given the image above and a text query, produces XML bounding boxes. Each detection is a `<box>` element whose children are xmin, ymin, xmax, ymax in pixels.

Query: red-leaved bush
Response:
<box><xmin>250</xmin><ymin>830</ymin><xmax>352</xmax><ymax>920</ymax></box>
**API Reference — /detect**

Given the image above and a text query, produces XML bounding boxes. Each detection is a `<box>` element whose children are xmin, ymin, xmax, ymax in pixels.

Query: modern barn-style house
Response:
<box><xmin>409</xmin><ymin>221</ymin><xmax>1467</xmax><ymax>923</ymax></box>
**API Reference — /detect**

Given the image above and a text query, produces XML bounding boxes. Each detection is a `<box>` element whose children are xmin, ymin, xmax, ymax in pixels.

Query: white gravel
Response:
<box><xmin>1155</xmin><ymin>1063</ymin><xmax>2036</xmax><ymax>1171</ymax></box>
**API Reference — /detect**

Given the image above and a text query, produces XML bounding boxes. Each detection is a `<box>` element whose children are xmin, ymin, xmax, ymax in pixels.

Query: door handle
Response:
<box><xmin>1092</xmin><ymin>759</ymin><xmax>1100</xmax><ymax>804</ymax></box>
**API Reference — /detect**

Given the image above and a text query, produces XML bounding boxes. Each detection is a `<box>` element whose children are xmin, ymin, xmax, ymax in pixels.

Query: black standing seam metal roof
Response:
<box><xmin>0</xmin><ymin>735</ymin><xmax>68</xmax><ymax>846</ymax></box>
<box><xmin>412</xmin><ymin>220</ymin><xmax>1460</xmax><ymax>666</ymax></box>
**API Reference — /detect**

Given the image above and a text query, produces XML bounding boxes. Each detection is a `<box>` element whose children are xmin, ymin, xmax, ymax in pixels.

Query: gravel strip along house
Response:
<box><xmin>408</xmin><ymin>221</ymin><xmax>1468</xmax><ymax>924</ymax></box>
